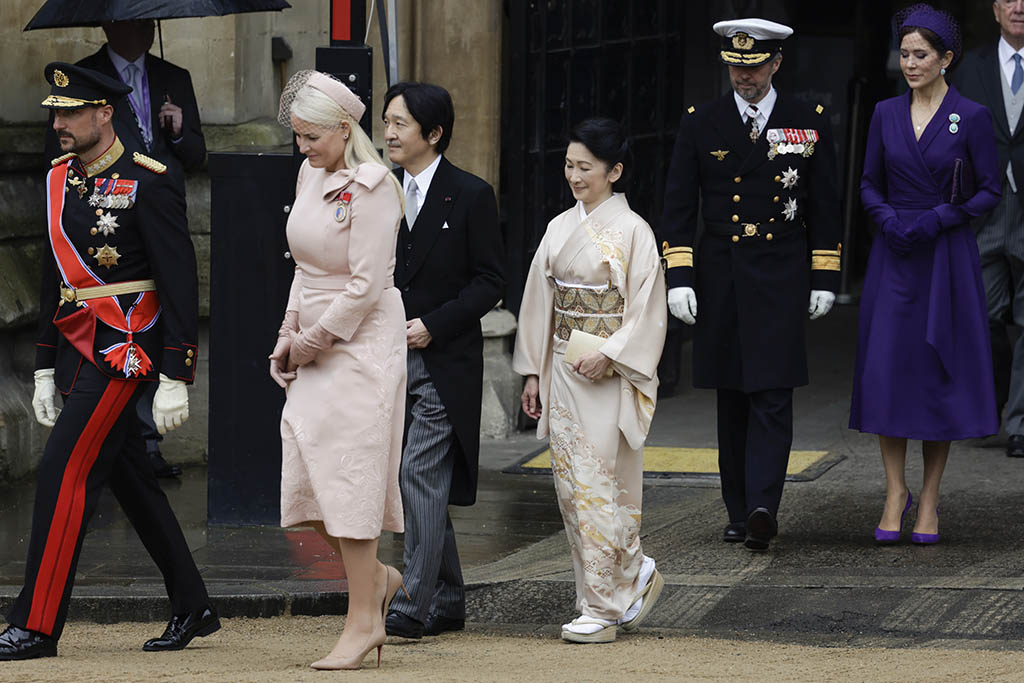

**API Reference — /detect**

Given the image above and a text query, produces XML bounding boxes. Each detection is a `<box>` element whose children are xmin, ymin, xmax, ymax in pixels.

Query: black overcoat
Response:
<box><xmin>659</xmin><ymin>91</ymin><xmax>842</xmax><ymax>392</ymax></box>
<box><xmin>952</xmin><ymin>44</ymin><xmax>1024</xmax><ymax>211</ymax></box>
<box><xmin>395</xmin><ymin>157</ymin><xmax>505</xmax><ymax>506</ymax></box>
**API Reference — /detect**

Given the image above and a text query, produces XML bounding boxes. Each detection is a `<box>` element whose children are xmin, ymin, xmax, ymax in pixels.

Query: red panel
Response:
<box><xmin>332</xmin><ymin>0</ymin><xmax>352</xmax><ymax>42</ymax></box>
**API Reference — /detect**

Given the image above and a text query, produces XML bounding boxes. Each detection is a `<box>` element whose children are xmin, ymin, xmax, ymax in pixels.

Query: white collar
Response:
<box><xmin>999</xmin><ymin>36</ymin><xmax>1024</xmax><ymax>65</ymax></box>
<box><xmin>106</xmin><ymin>44</ymin><xmax>147</xmax><ymax>76</ymax></box>
<box><xmin>576</xmin><ymin>194</ymin><xmax>615</xmax><ymax>222</ymax></box>
<box><xmin>734</xmin><ymin>86</ymin><xmax>777</xmax><ymax>123</ymax></box>
<box><xmin>403</xmin><ymin>153</ymin><xmax>443</xmax><ymax>197</ymax></box>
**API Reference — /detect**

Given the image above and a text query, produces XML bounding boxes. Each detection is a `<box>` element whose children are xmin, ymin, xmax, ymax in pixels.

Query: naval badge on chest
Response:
<box><xmin>766</xmin><ymin>128</ymin><xmax>819</xmax><ymax>160</ymax></box>
<box><xmin>334</xmin><ymin>191</ymin><xmax>352</xmax><ymax>222</ymax></box>
<box><xmin>88</xmin><ymin>177</ymin><xmax>138</xmax><ymax>209</ymax></box>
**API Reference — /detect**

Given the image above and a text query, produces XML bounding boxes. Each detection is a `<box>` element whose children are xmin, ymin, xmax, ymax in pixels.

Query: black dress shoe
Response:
<box><xmin>385</xmin><ymin>610</ymin><xmax>424</xmax><ymax>639</ymax></box>
<box><xmin>150</xmin><ymin>452</ymin><xmax>182</xmax><ymax>478</ymax></box>
<box><xmin>1007</xmin><ymin>435</ymin><xmax>1024</xmax><ymax>458</ymax></box>
<box><xmin>0</xmin><ymin>625</ymin><xmax>57</xmax><ymax>661</ymax></box>
<box><xmin>424</xmin><ymin>614</ymin><xmax>465</xmax><ymax>636</ymax></box>
<box><xmin>744</xmin><ymin>507</ymin><xmax>778</xmax><ymax>552</ymax></box>
<box><xmin>143</xmin><ymin>605</ymin><xmax>220</xmax><ymax>651</ymax></box>
<box><xmin>723</xmin><ymin>522</ymin><xmax>747</xmax><ymax>543</ymax></box>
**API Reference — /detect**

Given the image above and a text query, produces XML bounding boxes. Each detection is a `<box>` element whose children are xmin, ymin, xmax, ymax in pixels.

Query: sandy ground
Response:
<box><xmin>4</xmin><ymin>618</ymin><xmax>1024</xmax><ymax>682</ymax></box>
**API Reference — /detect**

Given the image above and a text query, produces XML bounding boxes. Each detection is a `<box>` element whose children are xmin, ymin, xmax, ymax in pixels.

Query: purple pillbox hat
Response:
<box><xmin>893</xmin><ymin>3</ymin><xmax>962</xmax><ymax>64</ymax></box>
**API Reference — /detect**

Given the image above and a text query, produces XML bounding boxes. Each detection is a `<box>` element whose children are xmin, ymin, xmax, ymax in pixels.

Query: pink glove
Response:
<box><xmin>269</xmin><ymin>334</ymin><xmax>295</xmax><ymax>388</ymax></box>
<box><xmin>288</xmin><ymin>322</ymin><xmax>337</xmax><ymax>367</ymax></box>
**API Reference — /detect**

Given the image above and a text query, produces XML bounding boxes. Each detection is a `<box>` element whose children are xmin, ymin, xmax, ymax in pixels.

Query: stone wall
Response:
<box><xmin>0</xmin><ymin>0</ymin><xmax>509</xmax><ymax>484</ymax></box>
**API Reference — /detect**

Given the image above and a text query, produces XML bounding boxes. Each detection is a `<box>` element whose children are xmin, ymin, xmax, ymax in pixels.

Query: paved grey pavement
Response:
<box><xmin>3</xmin><ymin>305</ymin><xmax>1024</xmax><ymax>651</ymax></box>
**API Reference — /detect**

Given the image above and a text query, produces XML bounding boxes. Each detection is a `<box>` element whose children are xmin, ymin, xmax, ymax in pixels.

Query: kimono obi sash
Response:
<box><xmin>553</xmin><ymin>278</ymin><xmax>624</xmax><ymax>341</ymax></box>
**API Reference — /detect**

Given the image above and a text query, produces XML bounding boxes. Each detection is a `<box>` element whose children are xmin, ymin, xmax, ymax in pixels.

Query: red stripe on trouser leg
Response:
<box><xmin>25</xmin><ymin>379</ymin><xmax>136</xmax><ymax>634</ymax></box>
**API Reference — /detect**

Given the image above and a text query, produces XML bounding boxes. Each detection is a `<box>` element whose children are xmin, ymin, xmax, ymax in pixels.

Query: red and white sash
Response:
<box><xmin>46</xmin><ymin>161</ymin><xmax>161</xmax><ymax>377</ymax></box>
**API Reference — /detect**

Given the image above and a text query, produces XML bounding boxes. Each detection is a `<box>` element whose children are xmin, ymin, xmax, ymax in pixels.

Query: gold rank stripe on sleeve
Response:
<box><xmin>50</xmin><ymin>152</ymin><xmax>77</xmax><ymax>167</ymax></box>
<box><xmin>811</xmin><ymin>248</ymin><xmax>841</xmax><ymax>271</ymax></box>
<box><xmin>132</xmin><ymin>152</ymin><xmax>167</xmax><ymax>175</ymax></box>
<box><xmin>662</xmin><ymin>242</ymin><xmax>693</xmax><ymax>268</ymax></box>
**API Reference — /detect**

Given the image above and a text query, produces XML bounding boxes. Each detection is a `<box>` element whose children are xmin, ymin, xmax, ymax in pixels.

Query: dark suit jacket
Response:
<box><xmin>658</xmin><ymin>91</ymin><xmax>841</xmax><ymax>391</ymax></box>
<box><xmin>395</xmin><ymin>156</ymin><xmax>505</xmax><ymax>506</ymax></box>
<box><xmin>44</xmin><ymin>46</ymin><xmax>205</xmax><ymax>178</ymax></box>
<box><xmin>953</xmin><ymin>44</ymin><xmax>1024</xmax><ymax>210</ymax></box>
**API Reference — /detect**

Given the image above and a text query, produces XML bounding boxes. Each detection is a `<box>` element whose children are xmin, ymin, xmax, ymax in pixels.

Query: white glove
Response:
<box><xmin>668</xmin><ymin>287</ymin><xmax>697</xmax><ymax>325</ymax></box>
<box><xmin>152</xmin><ymin>373</ymin><xmax>189</xmax><ymax>434</ymax></box>
<box><xmin>809</xmin><ymin>290</ymin><xmax>836</xmax><ymax>320</ymax></box>
<box><xmin>32</xmin><ymin>368</ymin><xmax>60</xmax><ymax>427</ymax></box>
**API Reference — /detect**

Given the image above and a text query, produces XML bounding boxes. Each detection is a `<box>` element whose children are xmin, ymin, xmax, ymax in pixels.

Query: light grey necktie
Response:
<box><xmin>405</xmin><ymin>178</ymin><xmax>419</xmax><ymax>229</ymax></box>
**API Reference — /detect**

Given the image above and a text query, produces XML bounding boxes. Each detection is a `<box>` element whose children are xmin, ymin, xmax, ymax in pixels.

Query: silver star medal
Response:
<box><xmin>125</xmin><ymin>345</ymin><xmax>142</xmax><ymax>377</ymax></box>
<box><xmin>781</xmin><ymin>167</ymin><xmax>799</xmax><ymax>190</ymax></box>
<box><xmin>782</xmin><ymin>197</ymin><xmax>798</xmax><ymax>222</ymax></box>
<box><xmin>96</xmin><ymin>212</ymin><xmax>119</xmax><ymax>236</ymax></box>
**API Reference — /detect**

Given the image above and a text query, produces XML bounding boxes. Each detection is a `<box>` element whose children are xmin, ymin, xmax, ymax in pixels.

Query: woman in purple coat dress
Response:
<box><xmin>852</xmin><ymin>4</ymin><xmax>1001</xmax><ymax>546</ymax></box>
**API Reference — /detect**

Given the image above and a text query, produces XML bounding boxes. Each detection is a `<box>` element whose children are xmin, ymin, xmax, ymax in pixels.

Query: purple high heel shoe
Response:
<box><xmin>874</xmin><ymin>490</ymin><xmax>913</xmax><ymax>545</ymax></box>
<box><xmin>911</xmin><ymin>508</ymin><xmax>939</xmax><ymax>545</ymax></box>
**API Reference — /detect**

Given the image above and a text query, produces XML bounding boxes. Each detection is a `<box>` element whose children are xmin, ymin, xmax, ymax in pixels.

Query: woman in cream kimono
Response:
<box><xmin>514</xmin><ymin>118</ymin><xmax>668</xmax><ymax>643</ymax></box>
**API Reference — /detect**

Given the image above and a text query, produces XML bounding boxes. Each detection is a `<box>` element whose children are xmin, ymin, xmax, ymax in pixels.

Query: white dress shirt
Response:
<box><xmin>998</xmin><ymin>36</ymin><xmax>1024</xmax><ymax>87</ymax></box>
<box><xmin>734</xmin><ymin>86</ymin><xmax>777</xmax><ymax>133</ymax></box>
<box><xmin>403</xmin><ymin>153</ymin><xmax>443</xmax><ymax>228</ymax></box>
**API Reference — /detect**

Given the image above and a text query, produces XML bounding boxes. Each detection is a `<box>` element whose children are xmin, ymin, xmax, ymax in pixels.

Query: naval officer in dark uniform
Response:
<box><xmin>0</xmin><ymin>64</ymin><xmax>217</xmax><ymax>661</ymax></box>
<box><xmin>659</xmin><ymin>19</ymin><xmax>842</xmax><ymax>551</ymax></box>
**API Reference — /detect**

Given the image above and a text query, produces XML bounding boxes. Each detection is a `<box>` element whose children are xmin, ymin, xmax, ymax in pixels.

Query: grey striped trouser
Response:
<box><xmin>388</xmin><ymin>349</ymin><xmax>465</xmax><ymax>622</ymax></box>
<box><xmin>977</xmin><ymin>181</ymin><xmax>1024</xmax><ymax>433</ymax></box>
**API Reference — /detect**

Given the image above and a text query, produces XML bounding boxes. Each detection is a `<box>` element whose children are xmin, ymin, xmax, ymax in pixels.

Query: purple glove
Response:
<box><xmin>905</xmin><ymin>209</ymin><xmax>942</xmax><ymax>243</ymax></box>
<box><xmin>880</xmin><ymin>216</ymin><xmax>913</xmax><ymax>256</ymax></box>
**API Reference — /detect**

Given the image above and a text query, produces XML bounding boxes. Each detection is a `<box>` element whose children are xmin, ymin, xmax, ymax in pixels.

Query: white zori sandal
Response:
<box><xmin>561</xmin><ymin>615</ymin><xmax>617</xmax><ymax>644</ymax></box>
<box><xmin>617</xmin><ymin>556</ymin><xmax>664</xmax><ymax>632</ymax></box>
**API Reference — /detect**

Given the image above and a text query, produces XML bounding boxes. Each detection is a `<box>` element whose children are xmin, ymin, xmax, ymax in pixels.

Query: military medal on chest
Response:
<box><xmin>334</xmin><ymin>190</ymin><xmax>352</xmax><ymax>222</ymax></box>
<box><xmin>88</xmin><ymin>176</ymin><xmax>138</xmax><ymax>209</ymax></box>
<box><xmin>766</xmin><ymin>128</ymin><xmax>819</xmax><ymax>160</ymax></box>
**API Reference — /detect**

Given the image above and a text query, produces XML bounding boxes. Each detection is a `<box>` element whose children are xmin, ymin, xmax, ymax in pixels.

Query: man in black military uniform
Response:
<box><xmin>0</xmin><ymin>64</ymin><xmax>218</xmax><ymax>661</ymax></box>
<box><xmin>659</xmin><ymin>19</ymin><xmax>842</xmax><ymax>552</ymax></box>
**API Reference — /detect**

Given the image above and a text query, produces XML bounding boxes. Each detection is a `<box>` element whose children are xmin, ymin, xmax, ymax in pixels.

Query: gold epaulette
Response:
<box><xmin>811</xmin><ymin>244</ymin><xmax>841</xmax><ymax>271</ymax></box>
<box><xmin>662</xmin><ymin>241</ymin><xmax>693</xmax><ymax>268</ymax></box>
<box><xmin>815</xmin><ymin>104</ymin><xmax>825</xmax><ymax>115</ymax></box>
<box><xmin>133</xmin><ymin>152</ymin><xmax>167</xmax><ymax>175</ymax></box>
<box><xmin>51</xmin><ymin>152</ymin><xmax>76</xmax><ymax>167</ymax></box>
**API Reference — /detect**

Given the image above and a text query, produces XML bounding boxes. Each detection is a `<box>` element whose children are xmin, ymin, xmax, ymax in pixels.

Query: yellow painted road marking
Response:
<box><xmin>521</xmin><ymin>447</ymin><xmax>830</xmax><ymax>475</ymax></box>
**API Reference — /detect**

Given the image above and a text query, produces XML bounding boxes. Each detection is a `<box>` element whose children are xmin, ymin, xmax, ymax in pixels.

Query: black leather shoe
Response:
<box><xmin>1007</xmin><ymin>435</ymin><xmax>1024</xmax><ymax>458</ymax></box>
<box><xmin>424</xmin><ymin>614</ymin><xmax>465</xmax><ymax>636</ymax></box>
<box><xmin>744</xmin><ymin>507</ymin><xmax>778</xmax><ymax>552</ymax></box>
<box><xmin>385</xmin><ymin>610</ymin><xmax>424</xmax><ymax>639</ymax></box>
<box><xmin>0</xmin><ymin>625</ymin><xmax>57</xmax><ymax>661</ymax></box>
<box><xmin>143</xmin><ymin>605</ymin><xmax>220</xmax><ymax>651</ymax></box>
<box><xmin>723</xmin><ymin>522</ymin><xmax>746</xmax><ymax>543</ymax></box>
<box><xmin>150</xmin><ymin>452</ymin><xmax>182</xmax><ymax>478</ymax></box>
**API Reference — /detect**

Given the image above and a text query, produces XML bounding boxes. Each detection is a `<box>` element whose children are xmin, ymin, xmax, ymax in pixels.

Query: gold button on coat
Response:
<box><xmin>87</xmin><ymin>247</ymin><xmax>95</xmax><ymax>255</ymax></box>
<box><xmin>732</xmin><ymin>194</ymin><xmax>741</xmax><ymax>203</ymax></box>
<box><xmin>185</xmin><ymin>359</ymin><xmax>193</xmax><ymax>367</ymax></box>
<box><xmin>773</xmin><ymin>196</ymin><xmax>780</xmax><ymax>203</ymax></box>
<box><xmin>731</xmin><ymin>235</ymin><xmax>740</xmax><ymax>243</ymax></box>
<box><xmin>766</xmin><ymin>233</ymin><xmax>774</xmax><ymax>241</ymax></box>
<box><xmin>770</xmin><ymin>217</ymin><xmax>776</xmax><ymax>223</ymax></box>
<box><xmin>734</xmin><ymin>176</ymin><xmax>742</xmax><ymax>183</ymax></box>
<box><xmin>774</xmin><ymin>175</ymin><xmax>781</xmax><ymax>182</ymax></box>
<box><xmin>90</xmin><ymin>227</ymin><xmax>98</xmax><ymax>235</ymax></box>
<box><xmin>731</xmin><ymin>214</ymin><xmax>739</xmax><ymax>223</ymax></box>
<box><xmin>186</xmin><ymin>349</ymin><xmax>194</xmax><ymax>358</ymax></box>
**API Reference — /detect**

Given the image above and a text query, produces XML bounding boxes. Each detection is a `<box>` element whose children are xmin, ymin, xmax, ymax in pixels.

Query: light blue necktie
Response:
<box><xmin>1012</xmin><ymin>54</ymin><xmax>1023</xmax><ymax>95</ymax></box>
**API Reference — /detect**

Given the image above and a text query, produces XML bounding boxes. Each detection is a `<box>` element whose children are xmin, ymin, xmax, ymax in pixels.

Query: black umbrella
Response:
<box><xmin>24</xmin><ymin>0</ymin><xmax>292</xmax><ymax>30</ymax></box>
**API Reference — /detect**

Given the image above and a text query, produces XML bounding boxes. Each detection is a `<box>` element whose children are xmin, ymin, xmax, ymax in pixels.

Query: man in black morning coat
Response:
<box><xmin>952</xmin><ymin>1</ymin><xmax>1024</xmax><ymax>457</ymax></box>
<box><xmin>381</xmin><ymin>82</ymin><xmax>505</xmax><ymax>638</ymax></box>
<box><xmin>658</xmin><ymin>19</ymin><xmax>842</xmax><ymax>552</ymax></box>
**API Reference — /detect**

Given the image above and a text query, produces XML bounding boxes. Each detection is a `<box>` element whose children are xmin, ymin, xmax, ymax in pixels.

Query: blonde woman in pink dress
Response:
<box><xmin>268</xmin><ymin>71</ymin><xmax>407</xmax><ymax>670</ymax></box>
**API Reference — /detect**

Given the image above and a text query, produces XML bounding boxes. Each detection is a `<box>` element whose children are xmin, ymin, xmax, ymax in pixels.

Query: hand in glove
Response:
<box><xmin>288</xmin><ymin>322</ymin><xmax>337</xmax><ymax>368</ymax></box>
<box><xmin>905</xmin><ymin>209</ymin><xmax>942</xmax><ymax>244</ymax></box>
<box><xmin>668</xmin><ymin>287</ymin><xmax>697</xmax><ymax>325</ymax></box>
<box><xmin>32</xmin><ymin>368</ymin><xmax>60</xmax><ymax>427</ymax></box>
<box><xmin>880</xmin><ymin>216</ymin><xmax>913</xmax><ymax>256</ymax></box>
<box><xmin>269</xmin><ymin>311</ymin><xmax>298</xmax><ymax>388</ymax></box>
<box><xmin>153</xmin><ymin>374</ymin><xmax>189</xmax><ymax>434</ymax></box>
<box><xmin>808</xmin><ymin>290</ymin><xmax>836</xmax><ymax>320</ymax></box>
